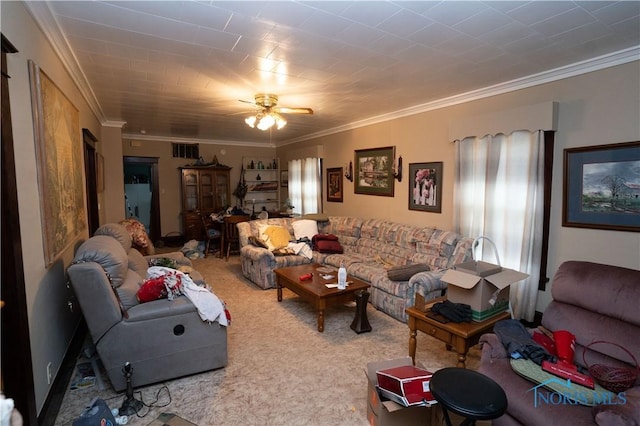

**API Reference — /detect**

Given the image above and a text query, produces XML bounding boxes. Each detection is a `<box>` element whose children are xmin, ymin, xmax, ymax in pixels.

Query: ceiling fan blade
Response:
<box><xmin>227</xmin><ymin>109</ymin><xmax>256</xmax><ymax>116</ymax></box>
<box><xmin>274</xmin><ymin>107</ymin><xmax>314</xmax><ymax>115</ymax></box>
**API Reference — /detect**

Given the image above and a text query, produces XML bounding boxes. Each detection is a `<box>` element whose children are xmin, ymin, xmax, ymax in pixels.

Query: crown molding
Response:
<box><xmin>280</xmin><ymin>46</ymin><xmax>640</xmax><ymax>146</ymax></box>
<box><xmin>122</xmin><ymin>133</ymin><xmax>275</xmax><ymax>148</ymax></box>
<box><xmin>24</xmin><ymin>2</ymin><xmax>106</xmax><ymax>123</ymax></box>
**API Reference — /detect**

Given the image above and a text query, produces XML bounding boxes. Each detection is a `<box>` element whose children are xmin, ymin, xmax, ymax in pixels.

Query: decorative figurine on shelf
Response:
<box><xmin>250</xmin><ymin>160</ymin><xmax>255</xmax><ymax>169</ymax></box>
<box><xmin>282</xmin><ymin>198</ymin><xmax>294</xmax><ymax>215</ymax></box>
<box><xmin>212</xmin><ymin>155</ymin><xmax>219</xmax><ymax>166</ymax></box>
<box><xmin>273</xmin><ymin>159</ymin><xmax>277</xmax><ymax>169</ymax></box>
<box><xmin>256</xmin><ymin>174</ymin><xmax>261</xmax><ymax>181</ymax></box>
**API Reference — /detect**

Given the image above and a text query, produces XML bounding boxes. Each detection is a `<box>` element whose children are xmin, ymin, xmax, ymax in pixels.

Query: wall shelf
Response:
<box><xmin>243</xmin><ymin>157</ymin><xmax>280</xmax><ymax>212</ymax></box>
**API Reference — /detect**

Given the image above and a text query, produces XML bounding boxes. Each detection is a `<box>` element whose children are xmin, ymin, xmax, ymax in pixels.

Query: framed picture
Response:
<box><xmin>354</xmin><ymin>146</ymin><xmax>395</xmax><ymax>196</ymax></box>
<box><xmin>280</xmin><ymin>170</ymin><xmax>288</xmax><ymax>188</ymax></box>
<box><xmin>408</xmin><ymin>162</ymin><xmax>443</xmax><ymax>213</ymax></box>
<box><xmin>563</xmin><ymin>141</ymin><xmax>640</xmax><ymax>232</ymax></box>
<box><xmin>326</xmin><ymin>167</ymin><xmax>343</xmax><ymax>202</ymax></box>
<box><xmin>28</xmin><ymin>60</ymin><xmax>86</xmax><ymax>266</ymax></box>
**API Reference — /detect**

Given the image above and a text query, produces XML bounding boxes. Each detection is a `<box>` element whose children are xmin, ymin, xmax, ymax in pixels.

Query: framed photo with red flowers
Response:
<box><xmin>408</xmin><ymin>162</ymin><xmax>443</xmax><ymax>213</ymax></box>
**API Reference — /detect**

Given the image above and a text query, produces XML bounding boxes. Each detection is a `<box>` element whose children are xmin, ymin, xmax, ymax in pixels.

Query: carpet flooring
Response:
<box><xmin>54</xmin><ymin>256</ymin><xmax>480</xmax><ymax>426</ymax></box>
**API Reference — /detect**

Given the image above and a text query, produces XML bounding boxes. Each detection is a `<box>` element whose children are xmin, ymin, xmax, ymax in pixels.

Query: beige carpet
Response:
<box><xmin>54</xmin><ymin>256</ymin><xmax>480</xmax><ymax>426</ymax></box>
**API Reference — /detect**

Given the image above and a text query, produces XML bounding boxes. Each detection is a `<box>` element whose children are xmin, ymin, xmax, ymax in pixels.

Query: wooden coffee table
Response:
<box><xmin>274</xmin><ymin>263</ymin><xmax>371</xmax><ymax>333</ymax></box>
<box><xmin>406</xmin><ymin>295</ymin><xmax>509</xmax><ymax>368</ymax></box>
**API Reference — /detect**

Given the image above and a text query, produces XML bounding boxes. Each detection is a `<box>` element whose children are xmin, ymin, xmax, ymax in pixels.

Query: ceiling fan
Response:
<box><xmin>240</xmin><ymin>94</ymin><xmax>313</xmax><ymax>131</ymax></box>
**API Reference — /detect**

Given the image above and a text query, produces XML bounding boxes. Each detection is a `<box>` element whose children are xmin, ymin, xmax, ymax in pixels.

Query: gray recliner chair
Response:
<box><xmin>67</xmin><ymin>231</ymin><xmax>228</xmax><ymax>392</ymax></box>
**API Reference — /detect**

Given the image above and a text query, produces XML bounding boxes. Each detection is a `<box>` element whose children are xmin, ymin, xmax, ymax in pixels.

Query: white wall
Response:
<box><xmin>2</xmin><ymin>1</ymin><xmax>102</xmax><ymax>414</ymax></box>
<box><xmin>279</xmin><ymin>62</ymin><xmax>640</xmax><ymax>312</ymax></box>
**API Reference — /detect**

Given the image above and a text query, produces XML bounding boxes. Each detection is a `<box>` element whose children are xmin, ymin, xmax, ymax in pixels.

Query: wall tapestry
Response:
<box><xmin>29</xmin><ymin>60</ymin><xmax>86</xmax><ymax>266</ymax></box>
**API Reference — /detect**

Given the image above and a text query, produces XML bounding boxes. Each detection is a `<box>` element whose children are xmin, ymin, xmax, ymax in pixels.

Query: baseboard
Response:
<box><xmin>38</xmin><ymin>320</ymin><xmax>88</xmax><ymax>426</ymax></box>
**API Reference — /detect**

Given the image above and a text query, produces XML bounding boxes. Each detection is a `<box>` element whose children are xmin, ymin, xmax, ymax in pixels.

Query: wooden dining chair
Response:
<box><xmin>201</xmin><ymin>213</ymin><xmax>222</xmax><ymax>258</ymax></box>
<box><xmin>223</xmin><ymin>215</ymin><xmax>250</xmax><ymax>261</ymax></box>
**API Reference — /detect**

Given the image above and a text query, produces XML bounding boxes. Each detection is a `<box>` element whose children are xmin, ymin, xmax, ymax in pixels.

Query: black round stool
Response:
<box><xmin>430</xmin><ymin>367</ymin><xmax>507</xmax><ymax>426</ymax></box>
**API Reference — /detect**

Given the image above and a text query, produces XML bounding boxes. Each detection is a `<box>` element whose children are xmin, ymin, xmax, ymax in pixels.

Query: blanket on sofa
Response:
<box><xmin>145</xmin><ymin>266</ymin><xmax>230</xmax><ymax>325</ymax></box>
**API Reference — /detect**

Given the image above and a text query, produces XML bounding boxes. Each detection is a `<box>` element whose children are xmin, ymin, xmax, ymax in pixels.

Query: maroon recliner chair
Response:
<box><xmin>478</xmin><ymin>261</ymin><xmax>640</xmax><ymax>425</ymax></box>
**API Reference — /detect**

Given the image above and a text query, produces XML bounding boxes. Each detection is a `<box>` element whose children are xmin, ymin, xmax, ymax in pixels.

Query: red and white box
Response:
<box><xmin>376</xmin><ymin>365</ymin><xmax>436</xmax><ymax>407</ymax></box>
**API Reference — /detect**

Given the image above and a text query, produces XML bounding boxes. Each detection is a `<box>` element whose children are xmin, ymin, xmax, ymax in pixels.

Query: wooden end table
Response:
<box><xmin>406</xmin><ymin>295</ymin><xmax>509</xmax><ymax>368</ymax></box>
<box><xmin>274</xmin><ymin>263</ymin><xmax>371</xmax><ymax>333</ymax></box>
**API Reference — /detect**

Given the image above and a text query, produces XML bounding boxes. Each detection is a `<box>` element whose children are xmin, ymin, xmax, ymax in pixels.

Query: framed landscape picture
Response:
<box><xmin>327</xmin><ymin>167</ymin><xmax>343</xmax><ymax>202</ymax></box>
<box><xmin>563</xmin><ymin>141</ymin><xmax>640</xmax><ymax>232</ymax></box>
<box><xmin>354</xmin><ymin>146</ymin><xmax>395</xmax><ymax>196</ymax></box>
<box><xmin>409</xmin><ymin>162</ymin><xmax>443</xmax><ymax>213</ymax></box>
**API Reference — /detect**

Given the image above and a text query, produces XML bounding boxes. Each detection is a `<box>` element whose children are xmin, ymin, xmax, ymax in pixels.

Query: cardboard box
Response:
<box><xmin>442</xmin><ymin>261</ymin><xmax>528</xmax><ymax>322</ymax></box>
<box><xmin>365</xmin><ymin>357</ymin><xmax>437</xmax><ymax>426</ymax></box>
<box><xmin>376</xmin><ymin>365</ymin><xmax>436</xmax><ymax>407</ymax></box>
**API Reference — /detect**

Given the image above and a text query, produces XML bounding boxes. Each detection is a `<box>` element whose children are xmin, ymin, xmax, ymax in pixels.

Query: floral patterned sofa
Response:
<box><xmin>237</xmin><ymin>216</ymin><xmax>473</xmax><ymax>322</ymax></box>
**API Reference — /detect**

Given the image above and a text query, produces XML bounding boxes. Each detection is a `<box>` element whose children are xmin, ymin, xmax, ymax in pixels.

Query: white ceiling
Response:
<box><xmin>25</xmin><ymin>1</ymin><xmax>640</xmax><ymax>147</ymax></box>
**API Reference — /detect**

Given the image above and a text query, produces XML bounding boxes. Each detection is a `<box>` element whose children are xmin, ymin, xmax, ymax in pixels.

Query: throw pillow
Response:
<box><xmin>120</xmin><ymin>218</ymin><xmax>155</xmax><ymax>255</ymax></box>
<box><xmin>248</xmin><ymin>235</ymin><xmax>269</xmax><ymax>249</ymax></box>
<box><xmin>314</xmin><ymin>239</ymin><xmax>344</xmax><ymax>253</ymax></box>
<box><xmin>387</xmin><ymin>264</ymin><xmax>430</xmax><ymax>281</ymax></box>
<box><xmin>292</xmin><ymin>219</ymin><xmax>319</xmax><ymax>240</ymax></box>
<box><xmin>259</xmin><ymin>225</ymin><xmax>292</xmax><ymax>250</ymax></box>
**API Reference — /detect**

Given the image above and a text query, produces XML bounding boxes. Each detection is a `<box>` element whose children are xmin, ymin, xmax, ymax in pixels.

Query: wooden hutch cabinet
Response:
<box><xmin>180</xmin><ymin>166</ymin><xmax>231</xmax><ymax>241</ymax></box>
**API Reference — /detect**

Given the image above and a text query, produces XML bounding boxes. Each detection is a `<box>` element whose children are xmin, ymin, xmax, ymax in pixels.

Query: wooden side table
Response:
<box><xmin>406</xmin><ymin>295</ymin><xmax>509</xmax><ymax>368</ymax></box>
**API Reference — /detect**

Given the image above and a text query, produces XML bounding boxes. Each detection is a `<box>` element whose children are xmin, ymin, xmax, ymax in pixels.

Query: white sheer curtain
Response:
<box><xmin>288</xmin><ymin>157</ymin><xmax>321</xmax><ymax>215</ymax></box>
<box><xmin>454</xmin><ymin>130</ymin><xmax>545</xmax><ymax>321</ymax></box>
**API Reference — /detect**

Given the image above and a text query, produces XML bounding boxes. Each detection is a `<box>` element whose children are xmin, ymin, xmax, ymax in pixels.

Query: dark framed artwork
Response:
<box><xmin>29</xmin><ymin>60</ymin><xmax>86</xmax><ymax>266</ymax></box>
<box><xmin>408</xmin><ymin>162</ymin><xmax>443</xmax><ymax>213</ymax></box>
<box><xmin>354</xmin><ymin>146</ymin><xmax>395</xmax><ymax>196</ymax></box>
<box><xmin>327</xmin><ymin>167</ymin><xmax>343</xmax><ymax>202</ymax></box>
<box><xmin>280</xmin><ymin>170</ymin><xmax>288</xmax><ymax>188</ymax></box>
<box><xmin>563</xmin><ymin>141</ymin><xmax>640</xmax><ymax>232</ymax></box>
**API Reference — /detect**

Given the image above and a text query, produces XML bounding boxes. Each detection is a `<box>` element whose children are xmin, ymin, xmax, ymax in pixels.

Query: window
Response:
<box><xmin>172</xmin><ymin>143</ymin><xmax>199</xmax><ymax>159</ymax></box>
<box><xmin>288</xmin><ymin>158</ymin><xmax>322</xmax><ymax>215</ymax></box>
<box><xmin>454</xmin><ymin>130</ymin><xmax>554</xmax><ymax>321</ymax></box>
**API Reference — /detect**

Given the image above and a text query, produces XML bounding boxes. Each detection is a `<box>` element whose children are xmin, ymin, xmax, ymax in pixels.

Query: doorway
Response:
<box><xmin>83</xmin><ymin>129</ymin><xmax>99</xmax><ymax>235</ymax></box>
<box><xmin>123</xmin><ymin>157</ymin><xmax>161</xmax><ymax>244</ymax></box>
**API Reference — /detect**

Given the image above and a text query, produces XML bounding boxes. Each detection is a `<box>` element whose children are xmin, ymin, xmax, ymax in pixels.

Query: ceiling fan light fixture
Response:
<box><xmin>256</xmin><ymin>113</ymin><xmax>275</xmax><ymax>131</ymax></box>
<box><xmin>274</xmin><ymin>112</ymin><xmax>287</xmax><ymax>129</ymax></box>
<box><xmin>244</xmin><ymin>115</ymin><xmax>257</xmax><ymax>128</ymax></box>
<box><xmin>243</xmin><ymin>93</ymin><xmax>309</xmax><ymax>131</ymax></box>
